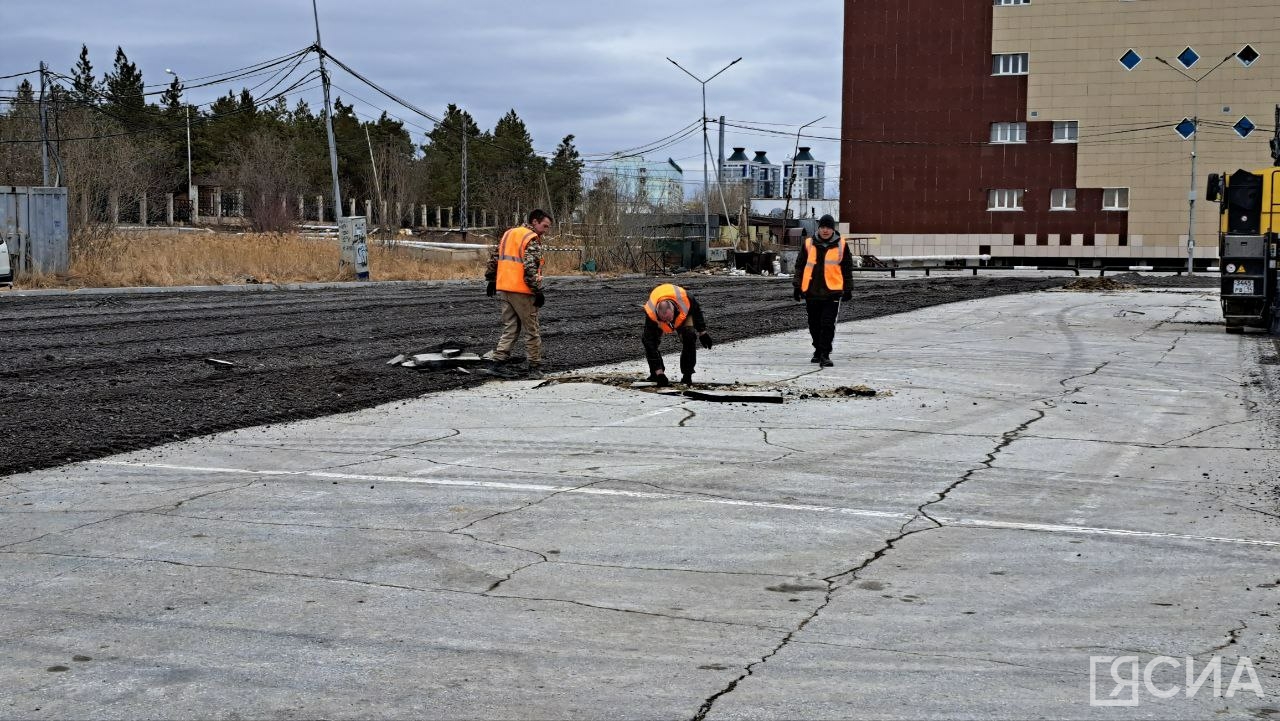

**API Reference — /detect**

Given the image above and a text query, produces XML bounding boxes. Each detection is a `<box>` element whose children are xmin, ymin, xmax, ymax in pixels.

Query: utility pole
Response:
<box><xmin>717</xmin><ymin>115</ymin><xmax>725</xmax><ymax>185</ymax></box>
<box><xmin>667</xmin><ymin>57</ymin><xmax>742</xmax><ymax>251</ymax></box>
<box><xmin>164</xmin><ymin>69</ymin><xmax>193</xmax><ymax>206</ymax></box>
<box><xmin>460</xmin><ymin>127</ymin><xmax>468</xmax><ymax>237</ymax></box>
<box><xmin>1153</xmin><ymin>50</ymin><xmax>1245</xmax><ymax>274</ymax></box>
<box><xmin>312</xmin><ymin>0</ymin><xmax>343</xmax><ymax>223</ymax></box>
<box><xmin>364</xmin><ymin>125</ymin><xmax>383</xmax><ymax>222</ymax></box>
<box><xmin>38</xmin><ymin>61</ymin><xmax>49</xmax><ymax>186</ymax></box>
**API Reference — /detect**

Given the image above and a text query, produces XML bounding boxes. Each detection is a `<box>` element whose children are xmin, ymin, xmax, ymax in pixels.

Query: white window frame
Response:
<box><xmin>990</xmin><ymin>122</ymin><xmax>1027</xmax><ymax>144</ymax></box>
<box><xmin>1052</xmin><ymin>120</ymin><xmax>1079</xmax><ymax>143</ymax></box>
<box><xmin>993</xmin><ymin>0</ymin><xmax>1030</xmax><ymax>4</ymax></box>
<box><xmin>988</xmin><ymin>189</ymin><xmax>1024</xmax><ymax>211</ymax></box>
<box><xmin>1050</xmin><ymin>188</ymin><xmax>1076</xmax><ymax>211</ymax></box>
<box><xmin>1102</xmin><ymin>187</ymin><xmax>1129</xmax><ymax>210</ymax></box>
<box><xmin>993</xmin><ymin>53</ymin><xmax>1029</xmax><ymax>75</ymax></box>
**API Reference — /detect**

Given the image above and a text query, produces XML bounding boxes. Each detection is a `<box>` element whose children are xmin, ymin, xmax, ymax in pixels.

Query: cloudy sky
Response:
<box><xmin>1</xmin><ymin>0</ymin><xmax>846</xmax><ymax>195</ymax></box>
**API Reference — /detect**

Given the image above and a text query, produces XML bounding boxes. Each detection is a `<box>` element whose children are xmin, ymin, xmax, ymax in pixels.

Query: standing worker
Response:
<box><xmin>484</xmin><ymin>209</ymin><xmax>553</xmax><ymax>378</ymax></box>
<box><xmin>792</xmin><ymin>214</ymin><xmax>853</xmax><ymax>367</ymax></box>
<box><xmin>642</xmin><ymin>283</ymin><xmax>713</xmax><ymax>386</ymax></box>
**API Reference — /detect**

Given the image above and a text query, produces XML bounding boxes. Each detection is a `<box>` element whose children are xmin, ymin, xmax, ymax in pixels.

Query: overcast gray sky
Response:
<box><xmin>2</xmin><ymin>1</ymin><xmax>845</xmax><ymax>194</ymax></box>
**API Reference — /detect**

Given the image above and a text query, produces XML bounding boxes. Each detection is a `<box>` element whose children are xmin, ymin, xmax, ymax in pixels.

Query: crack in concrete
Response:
<box><xmin>691</xmin><ymin>521</ymin><xmax>938</xmax><ymax>721</ymax></box>
<box><xmin>1058</xmin><ymin>361</ymin><xmax>1109</xmax><ymax>392</ymax></box>
<box><xmin>1</xmin><ymin>479</ymin><xmax>31</xmax><ymax>494</ymax></box>
<box><xmin>376</xmin><ymin>429</ymin><xmax>463</xmax><ymax>454</ymax></box>
<box><xmin>677</xmin><ymin>406</ymin><xmax>697</xmax><ymax>428</ymax></box>
<box><xmin>791</xmin><ymin>638</ymin><xmax>1080</xmax><ymax>676</ymax></box>
<box><xmin>760</xmin><ymin>428</ymin><xmax>804</xmax><ymax>455</ymax></box>
<box><xmin>1224</xmin><ymin>501</ymin><xmax>1280</xmax><ymax>520</ymax></box>
<box><xmin>692</xmin><ymin>392</ymin><xmax>1056</xmax><ymax>719</ymax></box>
<box><xmin>448</xmin><ymin>478</ymin><xmax>610</xmax><ymax>535</ymax></box>
<box><xmin>0</xmin><ymin>480</ymin><xmax>259</xmax><ymax>551</ymax></box>
<box><xmin>1161</xmin><ymin>418</ymin><xmax>1265</xmax><ymax>447</ymax></box>
<box><xmin>0</xmin><ymin>548</ymin><xmax>785</xmax><ymax>631</ymax></box>
<box><xmin>1201</xmin><ymin>620</ymin><xmax>1248</xmax><ymax>656</ymax></box>
<box><xmin>550</xmin><ymin>559</ymin><xmax>798</xmax><ymax>579</ymax></box>
<box><xmin>483</xmin><ymin>557</ymin><xmax>547</xmax><ymax>593</ymax></box>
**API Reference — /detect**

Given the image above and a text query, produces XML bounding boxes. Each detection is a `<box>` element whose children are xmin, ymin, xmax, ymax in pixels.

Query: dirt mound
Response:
<box><xmin>1061</xmin><ymin>277</ymin><xmax>1135</xmax><ymax>291</ymax></box>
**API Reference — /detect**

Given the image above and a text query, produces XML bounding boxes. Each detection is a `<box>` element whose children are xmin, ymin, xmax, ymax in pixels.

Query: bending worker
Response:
<box><xmin>792</xmin><ymin>214</ymin><xmax>853</xmax><ymax>367</ymax></box>
<box><xmin>484</xmin><ymin>209</ymin><xmax>553</xmax><ymax>378</ymax></box>
<box><xmin>643</xmin><ymin>283</ymin><xmax>713</xmax><ymax>386</ymax></box>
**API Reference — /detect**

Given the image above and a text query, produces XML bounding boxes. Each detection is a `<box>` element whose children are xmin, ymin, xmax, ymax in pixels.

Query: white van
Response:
<box><xmin>0</xmin><ymin>237</ymin><xmax>11</xmax><ymax>284</ymax></box>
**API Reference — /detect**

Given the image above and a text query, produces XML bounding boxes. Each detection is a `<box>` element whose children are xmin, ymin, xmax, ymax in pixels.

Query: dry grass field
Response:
<box><xmin>11</xmin><ymin>230</ymin><xmax>589</xmax><ymax>289</ymax></box>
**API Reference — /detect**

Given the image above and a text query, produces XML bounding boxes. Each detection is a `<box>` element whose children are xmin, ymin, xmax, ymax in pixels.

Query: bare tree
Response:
<box><xmin>217</xmin><ymin>131</ymin><xmax>305</xmax><ymax>232</ymax></box>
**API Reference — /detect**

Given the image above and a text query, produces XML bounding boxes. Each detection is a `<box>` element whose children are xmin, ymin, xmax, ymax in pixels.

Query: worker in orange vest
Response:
<box><xmin>643</xmin><ymin>283</ymin><xmax>713</xmax><ymax>386</ymax></box>
<box><xmin>792</xmin><ymin>214</ymin><xmax>853</xmax><ymax>367</ymax></box>
<box><xmin>484</xmin><ymin>209</ymin><xmax>553</xmax><ymax>378</ymax></box>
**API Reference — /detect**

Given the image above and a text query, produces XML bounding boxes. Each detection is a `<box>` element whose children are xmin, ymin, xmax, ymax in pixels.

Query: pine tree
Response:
<box><xmin>546</xmin><ymin>134</ymin><xmax>584</xmax><ymax>216</ymax></box>
<box><xmin>103</xmin><ymin>46</ymin><xmax>144</xmax><ymax>112</ymax></box>
<box><xmin>70</xmin><ymin>45</ymin><xmax>100</xmax><ymax>103</ymax></box>
<box><xmin>15</xmin><ymin>79</ymin><xmax>35</xmax><ymax>103</ymax></box>
<box><xmin>161</xmin><ymin>74</ymin><xmax>183</xmax><ymax>111</ymax></box>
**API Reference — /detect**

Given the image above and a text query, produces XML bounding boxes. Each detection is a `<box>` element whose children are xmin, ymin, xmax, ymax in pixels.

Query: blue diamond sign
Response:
<box><xmin>1175</xmin><ymin>118</ymin><xmax>1197</xmax><ymax>140</ymax></box>
<box><xmin>1119</xmin><ymin>49</ymin><xmax>1142</xmax><ymax>71</ymax></box>
<box><xmin>1177</xmin><ymin>46</ymin><xmax>1200</xmax><ymax>69</ymax></box>
<box><xmin>1233</xmin><ymin>116</ymin><xmax>1256</xmax><ymax>138</ymax></box>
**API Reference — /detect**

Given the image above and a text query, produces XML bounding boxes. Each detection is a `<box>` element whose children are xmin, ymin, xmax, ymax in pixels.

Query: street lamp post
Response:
<box><xmin>781</xmin><ymin>115</ymin><xmax>825</xmax><ymax>243</ymax></box>
<box><xmin>1153</xmin><ymin>51</ymin><xmax>1240</xmax><ymax>275</ymax></box>
<box><xmin>667</xmin><ymin>56</ymin><xmax>741</xmax><ymax>250</ymax></box>
<box><xmin>164</xmin><ymin>68</ymin><xmax>193</xmax><ymax>208</ymax></box>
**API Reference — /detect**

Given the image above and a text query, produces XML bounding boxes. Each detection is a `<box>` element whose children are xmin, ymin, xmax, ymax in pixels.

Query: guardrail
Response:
<box><xmin>850</xmin><ymin>264</ymin><xmax>1080</xmax><ymax>278</ymax></box>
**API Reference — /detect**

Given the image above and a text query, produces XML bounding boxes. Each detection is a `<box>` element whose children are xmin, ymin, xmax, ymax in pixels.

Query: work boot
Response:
<box><xmin>819</xmin><ymin>355</ymin><xmax>834</xmax><ymax>368</ymax></box>
<box><xmin>680</xmin><ymin>374</ymin><xmax>693</xmax><ymax>385</ymax></box>
<box><xmin>810</xmin><ymin>352</ymin><xmax>822</xmax><ymax>363</ymax></box>
<box><xmin>522</xmin><ymin>362</ymin><xmax>544</xmax><ymax>379</ymax></box>
<box><xmin>482</xmin><ymin>350</ymin><xmax>505</xmax><ymax>362</ymax></box>
<box><xmin>647</xmin><ymin>373</ymin><xmax>670</xmax><ymax>387</ymax></box>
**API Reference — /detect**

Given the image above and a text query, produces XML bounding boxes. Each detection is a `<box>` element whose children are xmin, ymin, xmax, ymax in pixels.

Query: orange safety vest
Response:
<box><xmin>643</xmin><ymin>283</ymin><xmax>691</xmax><ymax>334</ymax></box>
<box><xmin>495</xmin><ymin>226</ymin><xmax>542</xmax><ymax>294</ymax></box>
<box><xmin>800</xmin><ymin>237</ymin><xmax>847</xmax><ymax>293</ymax></box>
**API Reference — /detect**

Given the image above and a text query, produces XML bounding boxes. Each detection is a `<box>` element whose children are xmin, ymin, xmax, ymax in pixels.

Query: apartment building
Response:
<box><xmin>840</xmin><ymin>0</ymin><xmax>1279</xmax><ymax>266</ymax></box>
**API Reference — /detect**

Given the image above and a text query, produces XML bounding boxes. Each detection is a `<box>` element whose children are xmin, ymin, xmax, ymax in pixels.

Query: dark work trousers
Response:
<box><xmin>805</xmin><ymin>296</ymin><xmax>841</xmax><ymax>355</ymax></box>
<box><xmin>642</xmin><ymin>320</ymin><xmax>698</xmax><ymax>376</ymax></box>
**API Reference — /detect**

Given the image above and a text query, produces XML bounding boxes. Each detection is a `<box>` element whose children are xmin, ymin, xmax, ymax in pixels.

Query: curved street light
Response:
<box><xmin>667</xmin><ymin>56</ymin><xmax>742</xmax><ymax>250</ymax></box>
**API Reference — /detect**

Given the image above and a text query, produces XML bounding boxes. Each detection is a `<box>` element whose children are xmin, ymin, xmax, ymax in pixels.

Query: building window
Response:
<box><xmin>988</xmin><ymin>189</ymin><xmax>1024</xmax><ymax>210</ymax></box>
<box><xmin>990</xmin><ymin>122</ymin><xmax>1027</xmax><ymax>143</ymax></box>
<box><xmin>993</xmin><ymin>53</ymin><xmax>1029</xmax><ymax>75</ymax></box>
<box><xmin>1053</xmin><ymin>120</ymin><xmax>1079</xmax><ymax>143</ymax></box>
<box><xmin>1050</xmin><ymin>189</ymin><xmax>1076</xmax><ymax>210</ymax></box>
<box><xmin>993</xmin><ymin>0</ymin><xmax>1030</xmax><ymax>4</ymax></box>
<box><xmin>1102</xmin><ymin>187</ymin><xmax>1129</xmax><ymax>210</ymax></box>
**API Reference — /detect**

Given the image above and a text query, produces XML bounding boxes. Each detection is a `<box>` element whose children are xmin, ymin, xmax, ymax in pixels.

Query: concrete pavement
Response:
<box><xmin>2</xmin><ymin>286</ymin><xmax>1278</xmax><ymax>720</ymax></box>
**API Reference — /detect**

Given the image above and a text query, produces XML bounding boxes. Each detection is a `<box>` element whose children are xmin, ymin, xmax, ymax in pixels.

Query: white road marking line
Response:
<box><xmin>92</xmin><ymin>461</ymin><xmax>1280</xmax><ymax>549</ymax></box>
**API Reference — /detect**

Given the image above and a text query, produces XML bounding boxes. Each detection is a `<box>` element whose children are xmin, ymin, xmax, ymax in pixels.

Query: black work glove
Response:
<box><xmin>485</xmin><ymin>281</ymin><xmax>496</xmax><ymax>297</ymax></box>
<box><xmin>699</xmin><ymin>332</ymin><xmax>713</xmax><ymax>350</ymax></box>
<box><xmin>533</xmin><ymin>291</ymin><xmax>546</xmax><ymax>308</ymax></box>
<box><xmin>793</xmin><ymin>287</ymin><xmax>803</xmax><ymax>302</ymax></box>
<box><xmin>841</xmin><ymin>289</ymin><xmax>852</xmax><ymax>302</ymax></box>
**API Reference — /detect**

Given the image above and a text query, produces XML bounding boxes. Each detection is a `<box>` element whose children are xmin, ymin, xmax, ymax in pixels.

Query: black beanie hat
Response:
<box><xmin>818</xmin><ymin>214</ymin><xmax>836</xmax><ymax>229</ymax></box>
